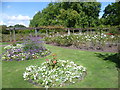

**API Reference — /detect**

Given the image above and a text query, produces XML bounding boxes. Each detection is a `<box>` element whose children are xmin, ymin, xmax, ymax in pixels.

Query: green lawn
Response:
<box><xmin>0</xmin><ymin>46</ymin><xmax>2</xmax><ymax>89</ymax></box>
<box><xmin>2</xmin><ymin>44</ymin><xmax>118</xmax><ymax>88</ymax></box>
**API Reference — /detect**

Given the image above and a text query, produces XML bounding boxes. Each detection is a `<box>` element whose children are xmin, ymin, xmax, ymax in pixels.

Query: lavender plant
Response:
<box><xmin>23</xmin><ymin>36</ymin><xmax>44</xmax><ymax>51</ymax></box>
<box><xmin>23</xmin><ymin>35</ymin><xmax>51</xmax><ymax>57</ymax></box>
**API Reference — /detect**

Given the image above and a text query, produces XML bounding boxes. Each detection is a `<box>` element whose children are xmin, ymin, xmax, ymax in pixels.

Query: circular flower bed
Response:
<box><xmin>23</xmin><ymin>57</ymin><xmax>87</xmax><ymax>88</ymax></box>
<box><xmin>1</xmin><ymin>36</ymin><xmax>51</xmax><ymax>61</ymax></box>
<box><xmin>1</xmin><ymin>44</ymin><xmax>51</xmax><ymax>61</ymax></box>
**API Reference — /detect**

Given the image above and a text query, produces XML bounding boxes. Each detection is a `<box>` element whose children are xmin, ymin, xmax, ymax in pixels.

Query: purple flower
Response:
<box><xmin>9</xmin><ymin>59</ymin><xmax>13</xmax><ymax>61</ymax></box>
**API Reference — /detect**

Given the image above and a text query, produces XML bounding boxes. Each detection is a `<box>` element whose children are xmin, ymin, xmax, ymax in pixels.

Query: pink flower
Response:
<box><xmin>53</xmin><ymin>61</ymin><xmax>57</xmax><ymax>64</ymax></box>
<box><xmin>46</xmin><ymin>59</ymin><xmax>49</xmax><ymax>61</ymax></box>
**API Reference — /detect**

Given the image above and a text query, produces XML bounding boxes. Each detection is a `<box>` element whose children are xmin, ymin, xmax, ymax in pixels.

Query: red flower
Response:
<box><xmin>53</xmin><ymin>57</ymin><xmax>56</xmax><ymax>59</ymax></box>
<box><xmin>53</xmin><ymin>61</ymin><xmax>57</xmax><ymax>64</ymax></box>
<box><xmin>46</xmin><ymin>59</ymin><xmax>49</xmax><ymax>61</ymax></box>
<box><xmin>106</xmin><ymin>33</ymin><xmax>114</xmax><ymax>35</ymax></box>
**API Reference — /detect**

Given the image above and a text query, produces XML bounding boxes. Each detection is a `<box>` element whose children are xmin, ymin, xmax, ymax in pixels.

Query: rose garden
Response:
<box><xmin>0</xmin><ymin>1</ymin><xmax>120</xmax><ymax>89</ymax></box>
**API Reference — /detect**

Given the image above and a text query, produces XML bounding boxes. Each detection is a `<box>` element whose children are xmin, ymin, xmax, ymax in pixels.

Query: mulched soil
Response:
<box><xmin>47</xmin><ymin>43</ymin><xmax>118</xmax><ymax>53</ymax></box>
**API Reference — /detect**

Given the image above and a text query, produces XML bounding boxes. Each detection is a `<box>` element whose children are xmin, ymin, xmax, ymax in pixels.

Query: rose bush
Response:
<box><xmin>44</xmin><ymin>33</ymin><xmax>118</xmax><ymax>50</ymax></box>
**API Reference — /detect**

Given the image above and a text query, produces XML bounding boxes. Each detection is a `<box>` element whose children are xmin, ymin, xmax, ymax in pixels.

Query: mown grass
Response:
<box><xmin>0</xmin><ymin>46</ymin><xmax>2</xmax><ymax>89</ymax></box>
<box><xmin>2</xmin><ymin>44</ymin><xmax>118</xmax><ymax>88</ymax></box>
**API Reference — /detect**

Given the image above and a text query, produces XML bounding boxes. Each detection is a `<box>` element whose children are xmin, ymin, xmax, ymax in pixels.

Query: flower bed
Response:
<box><xmin>44</xmin><ymin>33</ymin><xmax>118</xmax><ymax>50</ymax></box>
<box><xmin>23</xmin><ymin>54</ymin><xmax>87</xmax><ymax>88</ymax></box>
<box><xmin>1</xmin><ymin>36</ymin><xmax>51</xmax><ymax>61</ymax></box>
<box><xmin>1</xmin><ymin>44</ymin><xmax>50</xmax><ymax>61</ymax></box>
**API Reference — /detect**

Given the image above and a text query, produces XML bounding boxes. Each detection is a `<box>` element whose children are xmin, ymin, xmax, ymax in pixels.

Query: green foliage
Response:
<box><xmin>14</xmin><ymin>24</ymin><xmax>26</xmax><ymax>28</ymax></box>
<box><xmin>0</xmin><ymin>24</ymin><xmax>27</xmax><ymax>34</ymax></box>
<box><xmin>102</xmin><ymin>2</ymin><xmax>120</xmax><ymax>26</ymax></box>
<box><xmin>0</xmin><ymin>25</ymin><xmax>8</xmax><ymax>34</ymax></box>
<box><xmin>14</xmin><ymin>24</ymin><xmax>28</xmax><ymax>34</ymax></box>
<box><xmin>30</xmin><ymin>2</ymin><xmax>101</xmax><ymax>28</ymax></box>
<box><xmin>109</xmin><ymin>26</ymin><xmax>119</xmax><ymax>34</ymax></box>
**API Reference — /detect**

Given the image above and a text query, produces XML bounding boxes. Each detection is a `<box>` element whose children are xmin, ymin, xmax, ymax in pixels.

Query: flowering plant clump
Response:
<box><xmin>1</xmin><ymin>36</ymin><xmax>51</xmax><ymax>61</ymax></box>
<box><xmin>23</xmin><ymin>55</ymin><xmax>87</xmax><ymax>88</ymax></box>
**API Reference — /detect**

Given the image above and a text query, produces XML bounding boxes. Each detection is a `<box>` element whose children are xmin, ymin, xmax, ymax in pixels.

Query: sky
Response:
<box><xmin>0</xmin><ymin>1</ymin><xmax>115</xmax><ymax>27</ymax></box>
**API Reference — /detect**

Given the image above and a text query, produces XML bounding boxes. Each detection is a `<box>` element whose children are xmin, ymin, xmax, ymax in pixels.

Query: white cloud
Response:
<box><xmin>7</xmin><ymin>21</ymin><xmax>29</xmax><ymax>27</ymax></box>
<box><xmin>2</xmin><ymin>14</ymin><xmax>32</xmax><ymax>21</ymax></box>
<box><xmin>2</xmin><ymin>14</ymin><xmax>31</xmax><ymax>27</ymax></box>
<box><xmin>0</xmin><ymin>20</ymin><xmax>29</xmax><ymax>27</ymax></box>
<box><xmin>7</xmin><ymin>21</ymin><xmax>15</xmax><ymax>25</ymax></box>
<box><xmin>35</xmin><ymin>11</ymin><xmax>38</xmax><ymax>14</ymax></box>
<box><xmin>6</xmin><ymin>15</ymin><xmax>32</xmax><ymax>21</ymax></box>
<box><xmin>16</xmin><ymin>22</ymin><xmax>28</xmax><ymax>26</ymax></box>
<box><xmin>0</xmin><ymin>21</ymin><xmax>6</xmax><ymax>25</ymax></box>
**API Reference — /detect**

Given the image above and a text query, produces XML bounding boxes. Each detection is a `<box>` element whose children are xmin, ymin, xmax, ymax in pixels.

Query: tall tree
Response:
<box><xmin>102</xmin><ymin>2</ymin><xmax>120</xmax><ymax>26</ymax></box>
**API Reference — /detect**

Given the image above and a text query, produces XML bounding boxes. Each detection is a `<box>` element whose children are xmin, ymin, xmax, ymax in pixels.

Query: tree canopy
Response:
<box><xmin>30</xmin><ymin>2</ymin><xmax>101</xmax><ymax>28</ymax></box>
<box><xmin>102</xmin><ymin>2</ymin><xmax>120</xmax><ymax>26</ymax></box>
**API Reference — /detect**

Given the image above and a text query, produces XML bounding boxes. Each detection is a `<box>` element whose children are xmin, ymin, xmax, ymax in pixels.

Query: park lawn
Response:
<box><xmin>0</xmin><ymin>42</ymin><xmax>10</xmax><ymax>45</ymax></box>
<box><xmin>2</xmin><ymin>44</ymin><xmax>118</xmax><ymax>88</ymax></box>
<box><xmin>0</xmin><ymin>46</ymin><xmax>2</xmax><ymax>89</ymax></box>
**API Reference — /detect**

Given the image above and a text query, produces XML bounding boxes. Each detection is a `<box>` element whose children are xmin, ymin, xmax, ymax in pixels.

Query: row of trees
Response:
<box><xmin>0</xmin><ymin>24</ymin><xmax>26</xmax><ymax>34</ymax></box>
<box><xmin>30</xmin><ymin>2</ymin><xmax>120</xmax><ymax>28</ymax></box>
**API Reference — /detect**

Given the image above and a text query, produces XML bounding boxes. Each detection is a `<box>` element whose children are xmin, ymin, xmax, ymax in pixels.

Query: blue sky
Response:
<box><xmin>0</xmin><ymin>1</ymin><xmax>115</xmax><ymax>27</ymax></box>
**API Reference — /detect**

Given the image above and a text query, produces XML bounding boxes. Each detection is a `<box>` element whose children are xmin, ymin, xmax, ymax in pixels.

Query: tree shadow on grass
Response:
<box><xmin>95</xmin><ymin>53</ymin><xmax>120</xmax><ymax>69</ymax></box>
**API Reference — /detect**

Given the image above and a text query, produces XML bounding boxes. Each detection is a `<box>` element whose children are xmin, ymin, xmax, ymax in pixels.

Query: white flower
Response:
<box><xmin>26</xmin><ymin>67</ymin><xmax>32</xmax><ymax>71</ymax></box>
<box><xmin>62</xmin><ymin>64</ymin><xmax>64</xmax><ymax>66</ymax></box>
<box><xmin>82</xmin><ymin>67</ymin><xmax>86</xmax><ymax>72</ymax></box>
<box><xmin>45</xmin><ymin>86</ymin><xmax>49</xmax><ymax>88</ymax></box>
<box><xmin>70</xmin><ymin>78</ymin><xmax>72</xmax><ymax>82</ymax></box>
<box><xmin>70</xmin><ymin>61</ymin><xmax>74</xmax><ymax>64</ymax></box>
<box><xmin>72</xmin><ymin>82</ymin><xmax>75</xmax><ymax>83</ymax></box>
<box><xmin>16</xmin><ymin>44</ymin><xmax>23</xmax><ymax>48</ymax></box>
<box><xmin>23</xmin><ymin>72</ymin><xmax>29</xmax><ymax>78</ymax></box>
<box><xmin>21</xmin><ymin>58</ymin><xmax>24</xmax><ymax>61</ymax></box>
<box><xmin>1</xmin><ymin>57</ymin><xmax>5</xmax><ymax>60</ymax></box>
<box><xmin>4</xmin><ymin>45</ymin><xmax>13</xmax><ymax>49</ymax></box>
<box><xmin>56</xmin><ymin>79</ymin><xmax>59</xmax><ymax>81</ymax></box>
<box><xmin>111</xmin><ymin>35</ymin><xmax>115</xmax><ymax>38</ymax></box>
<box><xmin>34</xmin><ymin>75</ymin><xmax>36</xmax><ymax>80</ymax></box>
